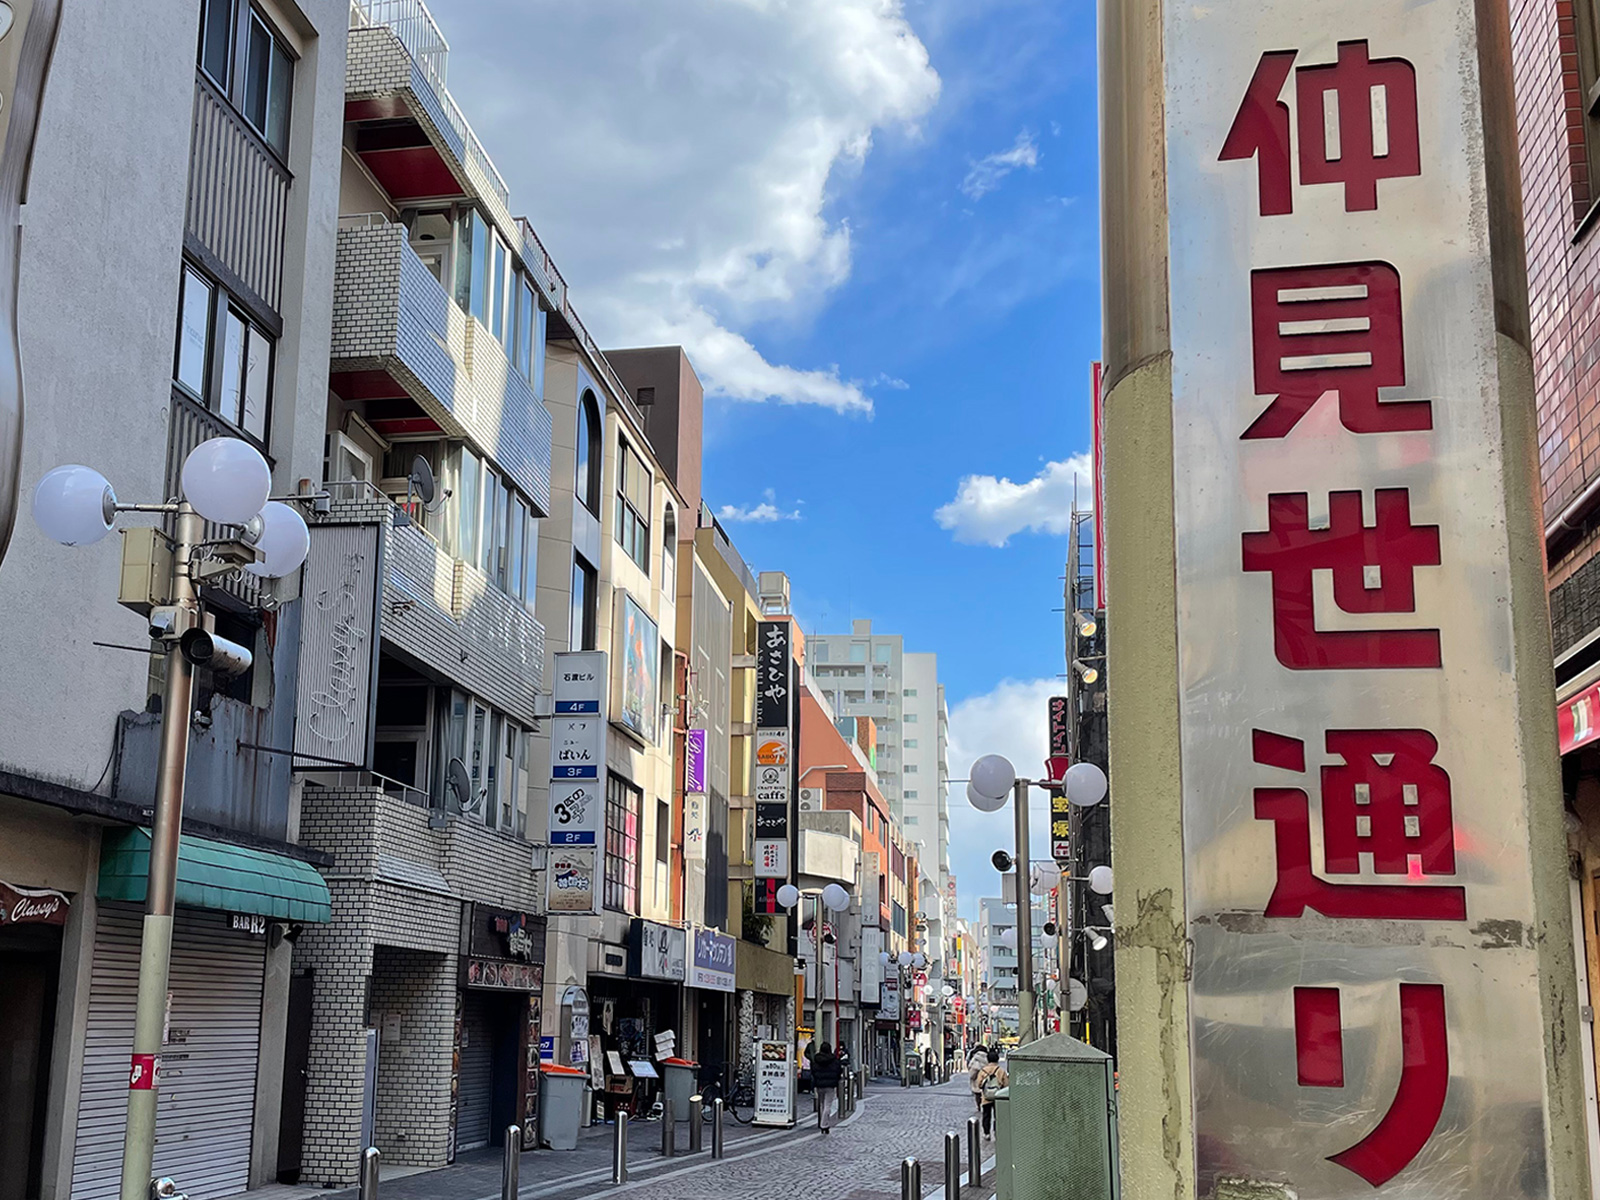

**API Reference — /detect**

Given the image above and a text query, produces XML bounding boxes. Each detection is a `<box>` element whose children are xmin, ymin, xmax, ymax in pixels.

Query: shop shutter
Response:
<box><xmin>456</xmin><ymin>994</ymin><xmax>493</xmax><ymax>1152</ymax></box>
<box><xmin>72</xmin><ymin>904</ymin><xmax>265</xmax><ymax>1200</ymax></box>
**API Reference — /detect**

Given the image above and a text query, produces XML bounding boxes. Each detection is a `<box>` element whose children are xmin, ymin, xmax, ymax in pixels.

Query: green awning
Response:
<box><xmin>98</xmin><ymin>828</ymin><xmax>331</xmax><ymax>923</ymax></box>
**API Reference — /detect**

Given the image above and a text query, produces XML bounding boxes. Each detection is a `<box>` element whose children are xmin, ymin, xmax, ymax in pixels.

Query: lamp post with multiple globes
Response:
<box><xmin>32</xmin><ymin>437</ymin><xmax>310</xmax><ymax>1200</ymax></box>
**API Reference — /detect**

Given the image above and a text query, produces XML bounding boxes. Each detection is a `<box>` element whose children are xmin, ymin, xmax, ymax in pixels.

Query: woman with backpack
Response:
<box><xmin>969</xmin><ymin>1046</ymin><xmax>1007</xmax><ymax>1139</ymax></box>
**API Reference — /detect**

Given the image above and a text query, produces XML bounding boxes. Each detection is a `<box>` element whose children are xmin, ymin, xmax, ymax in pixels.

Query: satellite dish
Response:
<box><xmin>445</xmin><ymin>757</ymin><xmax>481</xmax><ymax>814</ymax></box>
<box><xmin>410</xmin><ymin>454</ymin><xmax>439</xmax><ymax>508</ymax></box>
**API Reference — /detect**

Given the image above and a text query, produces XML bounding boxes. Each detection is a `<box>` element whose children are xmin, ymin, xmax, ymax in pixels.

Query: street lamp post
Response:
<box><xmin>32</xmin><ymin>439</ymin><xmax>310</xmax><ymax>1200</ymax></box>
<box><xmin>965</xmin><ymin>754</ymin><xmax>1108</xmax><ymax>1045</ymax></box>
<box><xmin>777</xmin><ymin>882</ymin><xmax>850</xmax><ymax>1052</ymax></box>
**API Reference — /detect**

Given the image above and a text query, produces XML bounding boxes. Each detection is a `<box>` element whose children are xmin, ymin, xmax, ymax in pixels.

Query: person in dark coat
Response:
<box><xmin>811</xmin><ymin>1042</ymin><xmax>843</xmax><ymax>1132</ymax></box>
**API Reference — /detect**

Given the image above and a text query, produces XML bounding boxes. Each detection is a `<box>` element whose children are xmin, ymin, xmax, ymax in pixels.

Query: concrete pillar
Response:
<box><xmin>1099</xmin><ymin>0</ymin><xmax>1588</xmax><ymax>1194</ymax></box>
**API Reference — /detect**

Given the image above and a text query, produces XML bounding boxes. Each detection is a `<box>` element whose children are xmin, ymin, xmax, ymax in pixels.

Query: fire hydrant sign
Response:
<box><xmin>1164</xmin><ymin>4</ymin><xmax>1551</xmax><ymax>1195</ymax></box>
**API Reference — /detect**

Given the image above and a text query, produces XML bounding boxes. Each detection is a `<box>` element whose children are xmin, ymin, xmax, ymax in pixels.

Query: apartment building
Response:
<box><xmin>291</xmin><ymin>0</ymin><xmax>559</xmax><ymax>1180</ymax></box>
<box><xmin>1510</xmin><ymin>0</ymin><xmax>1600</xmax><ymax>1174</ymax></box>
<box><xmin>0</xmin><ymin>1</ymin><xmax>346</xmax><ymax>1196</ymax></box>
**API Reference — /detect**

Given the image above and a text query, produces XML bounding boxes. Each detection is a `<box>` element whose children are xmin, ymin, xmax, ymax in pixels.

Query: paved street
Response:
<box><xmin>290</xmin><ymin>1079</ymin><xmax>991</xmax><ymax>1200</ymax></box>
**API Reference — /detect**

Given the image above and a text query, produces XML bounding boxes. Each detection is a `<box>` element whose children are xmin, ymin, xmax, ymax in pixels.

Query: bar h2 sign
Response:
<box><xmin>1166</xmin><ymin>6</ymin><xmax>1554</xmax><ymax>1194</ymax></box>
<box><xmin>548</xmin><ymin>651</ymin><xmax>607</xmax><ymax>914</ymax></box>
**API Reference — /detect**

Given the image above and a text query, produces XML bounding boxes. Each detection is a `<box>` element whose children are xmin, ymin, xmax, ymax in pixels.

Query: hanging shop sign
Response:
<box><xmin>879</xmin><ymin>973</ymin><xmax>900</xmax><ymax>1022</ymax></box>
<box><xmin>1165</xmin><ymin>5</ymin><xmax>1556</xmax><ymax>1192</ymax></box>
<box><xmin>690</xmin><ymin>926</ymin><xmax>737</xmax><ymax>992</ymax></box>
<box><xmin>753</xmin><ymin>1039</ymin><xmax>795</xmax><ymax>1127</ymax></box>
<box><xmin>293</xmin><ymin>522</ymin><xmax>383</xmax><ymax>769</ymax></box>
<box><xmin>0</xmin><ymin>880</ymin><xmax>69</xmax><ymax>926</ymax></box>
<box><xmin>685</xmin><ymin>729</ymin><xmax>707</xmax><ymax>792</ymax></box>
<box><xmin>548</xmin><ymin>651</ymin><xmax>607</xmax><ymax>915</ymax></box>
<box><xmin>628</xmin><ymin>918</ymin><xmax>687</xmax><ymax>982</ymax></box>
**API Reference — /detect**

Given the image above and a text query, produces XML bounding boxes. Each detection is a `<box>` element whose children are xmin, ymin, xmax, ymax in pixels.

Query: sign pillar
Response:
<box><xmin>1101</xmin><ymin>1</ymin><xmax>1588</xmax><ymax>1196</ymax></box>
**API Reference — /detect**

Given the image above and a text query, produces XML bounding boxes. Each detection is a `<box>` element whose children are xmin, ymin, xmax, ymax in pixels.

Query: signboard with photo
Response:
<box><xmin>629</xmin><ymin>919</ymin><xmax>687</xmax><ymax>981</ymax></box>
<box><xmin>546</xmin><ymin>848</ymin><xmax>597</xmax><ymax>913</ymax></box>
<box><xmin>753</xmin><ymin>1039</ymin><xmax>795</xmax><ymax>1126</ymax></box>
<box><xmin>616</xmin><ymin>592</ymin><xmax>659</xmax><ymax>742</ymax></box>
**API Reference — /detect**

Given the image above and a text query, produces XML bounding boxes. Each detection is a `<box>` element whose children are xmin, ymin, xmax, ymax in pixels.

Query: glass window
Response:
<box><xmin>906</xmin><ymin>764</ymin><xmax>919</xmax><ymax>774</ymax></box>
<box><xmin>481</xmin><ymin>469</ymin><xmax>505</xmax><ymax>578</ymax></box>
<box><xmin>198</xmin><ymin>0</ymin><xmax>233</xmax><ymax>87</ymax></box>
<box><xmin>576</xmin><ymin>391</ymin><xmax>601</xmax><ymax>514</ymax></box>
<box><xmin>457</xmin><ymin>451</ymin><xmax>482</xmax><ymax>567</ymax></box>
<box><xmin>905</xmin><ymin>713</ymin><xmax>918</xmax><ymax>723</ymax></box>
<box><xmin>903</xmin><ymin>688</ymin><xmax>918</xmax><ymax>697</ymax></box>
<box><xmin>242</xmin><ymin>326</ymin><xmax>271</xmax><ymax>440</ymax></box>
<box><xmin>906</xmin><ymin>790</ymin><xmax>918</xmax><ymax>799</ymax></box>
<box><xmin>571</xmin><ymin>555</ymin><xmax>597</xmax><ymax>651</ymax></box>
<box><xmin>605</xmin><ymin>775</ymin><xmax>641</xmax><ymax>913</ymax></box>
<box><xmin>516</xmin><ymin>278</ymin><xmax>535</xmax><ymax>380</ymax></box>
<box><xmin>489</xmin><ymin>235</ymin><xmax>509</xmax><ymax>343</ymax></box>
<box><xmin>905</xmin><ymin>815</ymin><xmax>919</xmax><ymax>825</ymax></box>
<box><xmin>849</xmin><ymin>643</ymin><xmax>867</xmax><ymax>663</ymax></box>
<box><xmin>243</xmin><ymin>13</ymin><xmax>292</xmax><ymax>158</ymax></box>
<box><xmin>469</xmin><ymin>213</ymin><xmax>489</xmax><ymax>326</ymax></box>
<box><xmin>615</xmin><ymin>437</ymin><xmax>651</xmax><ymax>571</ymax></box>
<box><xmin>662</xmin><ymin>505</ymin><xmax>676</xmax><ymax>595</ymax></box>
<box><xmin>904</xmin><ymin>738</ymin><xmax>918</xmax><ymax>749</ymax></box>
<box><xmin>522</xmin><ymin>512</ymin><xmax>538</xmax><ymax>608</ymax></box>
<box><xmin>453</xmin><ymin>209</ymin><xmax>476</xmax><ymax>312</ymax></box>
<box><xmin>812</xmin><ymin>643</ymin><xmax>829</xmax><ymax>663</ymax></box>
<box><xmin>656</xmin><ymin>799</ymin><xmax>671</xmax><ymax>864</ymax></box>
<box><xmin>175</xmin><ymin>267</ymin><xmax>213</xmax><ymax>397</ymax></box>
<box><xmin>874</xmin><ymin>644</ymin><xmax>892</xmax><ymax>663</ymax></box>
<box><xmin>219</xmin><ymin>309</ymin><xmax>246</xmax><ymax>426</ymax></box>
<box><xmin>508</xmin><ymin>493</ymin><xmax>529</xmax><ymax>602</ymax></box>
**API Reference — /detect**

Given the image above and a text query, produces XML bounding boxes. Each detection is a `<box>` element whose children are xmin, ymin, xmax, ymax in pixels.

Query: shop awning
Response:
<box><xmin>98</xmin><ymin>828</ymin><xmax>332</xmax><ymax>923</ymax></box>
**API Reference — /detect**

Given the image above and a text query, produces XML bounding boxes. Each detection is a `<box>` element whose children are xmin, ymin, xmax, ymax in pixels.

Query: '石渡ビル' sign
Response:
<box><xmin>1164</xmin><ymin>4</ymin><xmax>1556</xmax><ymax>1193</ymax></box>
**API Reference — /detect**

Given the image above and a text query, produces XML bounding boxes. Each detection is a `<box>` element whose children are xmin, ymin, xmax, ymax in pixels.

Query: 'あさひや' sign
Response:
<box><xmin>1164</xmin><ymin>4</ymin><xmax>1556</xmax><ymax>1193</ymax></box>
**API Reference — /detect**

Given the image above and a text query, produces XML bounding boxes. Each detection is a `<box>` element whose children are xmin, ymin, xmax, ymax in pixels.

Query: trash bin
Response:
<box><xmin>539</xmin><ymin>1064</ymin><xmax>588</xmax><ymax>1150</ymax></box>
<box><xmin>659</xmin><ymin>1057</ymin><xmax>699</xmax><ymax>1119</ymax></box>
<box><xmin>903</xmin><ymin>1052</ymin><xmax>922</xmax><ymax>1086</ymax></box>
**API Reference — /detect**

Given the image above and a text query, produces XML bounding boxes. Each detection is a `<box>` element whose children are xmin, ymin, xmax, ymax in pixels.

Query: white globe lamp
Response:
<box><xmin>1065</xmin><ymin>761</ymin><xmax>1108</xmax><ymax>807</ymax></box>
<box><xmin>999</xmin><ymin>928</ymin><xmax>1017</xmax><ymax>950</ymax></box>
<box><xmin>821</xmin><ymin>883</ymin><xmax>850</xmax><ymax>912</ymax></box>
<box><xmin>969</xmin><ymin>754</ymin><xmax>1015</xmax><ymax>801</ymax></box>
<box><xmin>1035</xmin><ymin>860</ymin><xmax>1061</xmax><ymax>886</ymax></box>
<box><xmin>1088</xmin><ymin>865</ymin><xmax>1114</xmax><ymax>895</ymax></box>
<box><xmin>181</xmin><ymin>438</ymin><xmax>271</xmax><ymax>526</ymax></box>
<box><xmin>898</xmin><ymin>951</ymin><xmax>913</xmax><ymax>968</ymax></box>
<box><xmin>776</xmin><ymin>883</ymin><xmax>801</xmax><ymax>909</ymax></box>
<box><xmin>966</xmin><ymin>781</ymin><xmax>1006</xmax><ymax>814</ymax></box>
<box><xmin>244</xmin><ymin>501</ymin><xmax>310</xmax><ymax>578</ymax></box>
<box><xmin>912</xmin><ymin>952</ymin><xmax>927</xmax><ymax>969</ymax></box>
<box><xmin>32</xmin><ymin>465</ymin><xmax>116</xmax><ymax>545</ymax></box>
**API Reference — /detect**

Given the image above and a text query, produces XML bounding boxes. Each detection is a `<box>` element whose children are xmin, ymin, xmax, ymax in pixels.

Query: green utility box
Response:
<box><xmin>995</xmin><ymin>1087</ymin><xmax>1013</xmax><ymax>1200</ymax></box>
<box><xmin>1006</xmin><ymin>1034</ymin><xmax>1120</xmax><ymax>1200</ymax></box>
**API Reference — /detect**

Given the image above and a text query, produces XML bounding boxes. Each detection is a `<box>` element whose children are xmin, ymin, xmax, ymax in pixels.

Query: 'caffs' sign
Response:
<box><xmin>0</xmin><ymin>881</ymin><xmax>70</xmax><ymax>926</ymax></box>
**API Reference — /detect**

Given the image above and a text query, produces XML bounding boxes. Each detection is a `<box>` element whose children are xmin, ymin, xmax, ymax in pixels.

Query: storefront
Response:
<box><xmin>456</xmin><ymin>906</ymin><xmax>546</xmax><ymax>1155</ymax></box>
<box><xmin>689</xmin><ymin>927</ymin><xmax>736</xmax><ymax>1087</ymax></box>
<box><xmin>0</xmin><ymin>879</ymin><xmax>70</xmax><ymax>1200</ymax></box>
<box><xmin>72</xmin><ymin>828</ymin><xmax>330</xmax><ymax>1200</ymax></box>
<box><xmin>733</xmin><ymin>939</ymin><xmax>795</xmax><ymax>1094</ymax></box>
<box><xmin>585</xmin><ymin>920</ymin><xmax>685</xmax><ymax>1111</ymax></box>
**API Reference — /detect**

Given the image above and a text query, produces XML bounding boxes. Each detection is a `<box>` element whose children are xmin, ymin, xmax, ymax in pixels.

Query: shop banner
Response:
<box><xmin>684</xmin><ymin>789</ymin><xmax>706</xmax><ymax>861</ymax></box>
<box><xmin>685</xmin><ymin>728</ymin><xmax>707</xmax><ymax>792</ymax></box>
<box><xmin>630</xmin><ymin>919</ymin><xmax>687</xmax><ymax>981</ymax></box>
<box><xmin>860</xmin><ymin>926</ymin><xmax>883</xmax><ymax>1003</ymax></box>
<box><xmin>879</xmin><ymin>973</ymin><xmax>901</xmax><ymax>1022</ymax></box>
<box><xmin>691</xmin><ymin>926</ymin><xmax>737</xmax><ymax>992</ymax></box>
<box><xmin>549</xmin><ymin>651</ymin><xmax>607</xmax><ymax>915</ymax></box>
<box><xmin>754</xmin><ymin>620</ymin><xmax>794</xmax><ymax>881</ymax></box>
<box><xmin>0</xmin><ymin>880</ymin><xmax>69</xmax><ymax>926</ymax></box>
<box><xmin>754</xmin><ymin>1039</ymin><xmax>795</xmax><ymax>1126</ymax></box>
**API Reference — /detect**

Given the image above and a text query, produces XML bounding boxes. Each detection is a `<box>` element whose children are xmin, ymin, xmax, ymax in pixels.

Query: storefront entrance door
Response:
<box><xmin>0</xmin><ymin>924</ymin><xmax>60</xmax><ymax>1200</ymax></box>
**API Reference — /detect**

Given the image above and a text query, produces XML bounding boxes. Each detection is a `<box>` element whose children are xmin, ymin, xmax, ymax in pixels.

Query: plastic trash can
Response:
<box><xmin>659</xmin><ymin>1057</ymin><xmax>699</xmax><ymax>1118</ymax></box>
<box><xmin>539</xmin><ymin>1064</ymin><xmax>588</xmax><ymax>1150</ymax></box>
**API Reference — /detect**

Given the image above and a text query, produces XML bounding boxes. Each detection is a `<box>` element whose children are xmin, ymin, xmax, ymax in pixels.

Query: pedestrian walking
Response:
<box><xmin>924</xmin><ymin>1046</ymin><xmax>938</xmax><ymax>1085</ymax></box>
<box><xmin>970</xmin><ymin>1047</ymin><xmax>1007</xmax><ymax>1140</ymax></box>
<box><xmin>812</xmin><ymin>1042</ymin><xmax>843</xmax><ymax>1133</ymax></box>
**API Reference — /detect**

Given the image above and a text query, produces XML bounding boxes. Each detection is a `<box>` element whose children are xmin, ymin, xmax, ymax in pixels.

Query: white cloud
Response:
<box><xmin>718</xmin><ymin>501</ymin><xmax>801</xmax><ymax>523</ymax></box>
<box><xmin>433</xmin><ymin>0</ymin><xmax>941</xmax><ymax>413</ymax></box>
<box><xmin>946</xmin><ymin>678</ymin><xmax>1060</xmax><ymax>921</ymax></box>
<box><xmin>934</xmin><ymin>453</ymin><xmax>1091</xmax><ymax>546</ymax></box>
<box><xmin>960</xmin><ymin>129</ymin><xmax>1040</xmax><ymax>199</ymax></box>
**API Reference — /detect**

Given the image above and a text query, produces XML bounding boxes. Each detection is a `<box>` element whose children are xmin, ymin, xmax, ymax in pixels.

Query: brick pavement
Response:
<box><xmin>297</xmin><ymin>1077</ymin><xmax>993</xmax><ymax>1200</ymax></box>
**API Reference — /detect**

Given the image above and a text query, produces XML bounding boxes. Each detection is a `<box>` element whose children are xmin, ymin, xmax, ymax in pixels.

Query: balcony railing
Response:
<box><xmin>349</xmin><ymin>0</ymin><xmax>510</xmax><ymax>210</ymax></box>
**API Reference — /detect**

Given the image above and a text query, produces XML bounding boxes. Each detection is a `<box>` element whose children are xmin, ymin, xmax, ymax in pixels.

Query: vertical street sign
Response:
<box><xmin>1155</xmin><ymin>5</ymin><xmax>1571</xmax><ymax>1193</ymax></box>
<box><xmin>547</xmin><ymin>651</ymin><xmax>607</xmax><ymax>914</ymax></box>
<box><xmin>1047</xmin><ymin>696</ymin><xmax>1072</xmax><ymax>863</ymax></box>
<box><xmin>754</xmin><ymin>621</ymin><xmax>793</xmax><ymax>901</ymax></box>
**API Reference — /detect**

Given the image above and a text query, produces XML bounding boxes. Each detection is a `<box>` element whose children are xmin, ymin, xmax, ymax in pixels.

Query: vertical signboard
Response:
<box><xmin>547</xmin><ymin>651</ymin><xmax>606</xmax><ymax>914</ymax></box>
<box><xmin>1090</xmin><ymin>361</ymin><xmax>1106</xmax><ymax>611</ymax></box>
<box><xmin>294</xmin><ymin>523</ymin><xmax>383</xmax><ymax>768</ymax></box>
<box><xmin>753</xmin><ymin>1039</ymin><xmax>795</xmax><ymax>1126</ymax></box>
<box><xmin>684</xmin><ymin>729</ymin><xmax>707</xmax><ymax>861</ymax></box>
<box><xmin>1166</xmin><ymin>7</ymin><xmax>1555</xmax><ymax>1194</ymax></box>
<box><xmin>753</xmin><ymin>621</ymin><xmax>793</xmax><ymax>887</ymax></box>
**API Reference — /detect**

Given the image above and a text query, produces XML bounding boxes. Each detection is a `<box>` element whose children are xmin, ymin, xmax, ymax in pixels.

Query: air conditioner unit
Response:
<box><xmin>799</xmin><ymin>788</ymin><xmax>821</xmax><ymax>812</ymax></box>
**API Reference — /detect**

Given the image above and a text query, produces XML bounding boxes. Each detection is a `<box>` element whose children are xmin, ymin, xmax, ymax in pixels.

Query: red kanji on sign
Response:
<box><xmin>1245</xmin><ymin>261</ymin><xmax>1429</xmax><ymax>440</ymax></box>
<box><xmin>1241</xmin><ymin>489</ymin><xmax>1442</xmax><ymax>670</ymax></box>
<box><xmin>1220</xmin><ymin>41</ymin><xmax>1421</xmax><ymax>215</ymax></box>
<box><xmin>1252</xmin><ymin>729</ymin><xmax>1465</xmax><ymax>920</ymax></box>
<box><xmin>1295</xmin><ymin>983</ymin><xmax>1450</xmax><ymax>1187</ymax></box>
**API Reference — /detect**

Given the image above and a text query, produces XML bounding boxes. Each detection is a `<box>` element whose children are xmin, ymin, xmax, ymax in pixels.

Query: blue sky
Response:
<box><xmin>436</xmin><ymin>0</ymin><xmax>1100</xmax><ymax>916</ymax></box>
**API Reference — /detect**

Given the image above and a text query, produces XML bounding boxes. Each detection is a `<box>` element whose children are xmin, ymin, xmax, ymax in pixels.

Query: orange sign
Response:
<box><xmin>756</xmin><ymin>739</ymin><xmax>789</xmax><ymax>766</ymax></box>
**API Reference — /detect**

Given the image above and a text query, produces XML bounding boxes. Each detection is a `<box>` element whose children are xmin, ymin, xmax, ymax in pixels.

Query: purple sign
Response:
<box><xmin>686</xmin><ymin>729</ymin><xmax>707</xmax><ymax>793</ymax></box>
<box><xmin>690</xmin><ymin>926</ymin><xmax>736</xmax><ymax>992</ymax></box>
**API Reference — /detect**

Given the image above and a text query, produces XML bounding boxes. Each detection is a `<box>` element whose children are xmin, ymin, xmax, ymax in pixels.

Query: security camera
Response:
<box><xmin>179</xmin><ymin>628</ymin><xmax>253</xmax><ymax>678</ymax></box>
<box><xmin>991</xmin><ymin>850</ymin><xmax>1014</xmax><ymax>872</ymax></box>
<box><xmin>148</xmin><ymin>606</ymin><xmax>181</xmax><ymax>642</ymax></box>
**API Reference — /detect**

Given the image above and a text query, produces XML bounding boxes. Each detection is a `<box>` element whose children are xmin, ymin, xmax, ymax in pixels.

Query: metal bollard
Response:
<box><xmin>689</xmin><ymin>1094</ymin><xmax>703</xmax><ymax>1153</ymax></box>
<box><xmin>711</xmin><ymin>1098</ymin><xmax>725</xmax><ymax>1159</ymax></box>
<box><xmin>900</xmin><ymin>1156</ymin><xmax>921</xmax><ymax>1200</ymax></box>
<box><xmin>359</xmin><ymin>1146</ymin><xmax>380</xmax><ymax>1200</ymax></box>
<box><xmin>967</xmin><ymin>1115</ymin><xmax>983</xmax><ymax>1188</ymax></box>
<box><xmin>944</xmin><ymin>1132</ymin><xmax>962</xmax><ymax>1196</ymax></box>
<box><xmin>660</xmin><ymin>1098</ymin><xmax>675</xmax><ymax>1157</ymax></box>
<box><xmin>501</xmin><ymin>1125</ymin><xmax>521</xmax><ymax>1200</ymax></box>
<box><xmin>612</xmin><ymin>1112</ymin><xmax>629</xmax><ymax>1184</ymax></box>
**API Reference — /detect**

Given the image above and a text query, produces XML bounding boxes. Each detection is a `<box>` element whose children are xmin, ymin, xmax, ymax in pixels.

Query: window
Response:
<box><xmin>904</xmin><ymin>713</ymin><xmax>919</xmax><ymax>724</ymax></box>
<box><xmin>850</xmin><ymin>643</ymin><xmax>867</xmax><ymax>663</ymax></box>
<box><xmin>905</xmin><ymin>764</ymin><xmax>919</xmax><ymax>774</ymax></box>
<box><xmin>571</xmin><ymin>555</ymin><xmax>597</xmax><ymax>651</ymax></box>
<box><xmin>813</xmin><ymin>643</ymin><xmax>829</xmax><ymax>663</ymax></box>
<box><xmin>905</xmin><ymin>815</ymin><xmax>919</xmax><ymax>825</ymax></box>
<box><xmin>605</xmin><ymin>776</ymin><xmax>642</xmax><ymax>913</ymax></box>
<box><xmin>515</xmin><ymin>278</ymin><xmax>546</xmax><ymax>394</ymax></box>
<box><xmin>874</xmin><ymin>644</ymin><xmax>892</xmax><ymax>663</ymax></box>
<box><xmin>906</xmin><ymin>790</ymin><xmax>919</xmax><ymax>800</ymax></box>
<box><xmin>615</xmin><ymin>436</ymin><xmax>651</xmax><ymax>570</ymax></box>
<box><xmin>656</xmin><ymin>799</ymin><xmax>672</xmax><ymax>864</ymax></box>
<box><xmin>457</xmin><ymin>450</ymin><xmax>482</xmax><ymax>566</ymax></box>
<box><xmin>488</xmin><ymin>234</ymin><xmax>510</xmax><ymax>343</ymax></box>
<box><xmin>662</xmin><ymin>504</ymin><xmax>677</xmax><ymax>595</ymax></box>
<box><xmin>903</xmin><ymin>688</ymin><xmax>918</xmax><ymax>697</ymax></box>
<box><xmin>198</xmin><ymin>1</ymin><xmax>293</xmax><ymax>159</ymax></box>
<box><xmin>576</xmin><ymin>391</ymin><xmax>602</xmax><ymax>515</ymax></box>
<box><xmin>904</xmin><ymin>738</ymin><xmax>918</xmax><ymax>749</ymax></box>
<box><xmin>173</xmin><ymin>261</ymin><xmax>273</xmax><ymax>444</ymax></box>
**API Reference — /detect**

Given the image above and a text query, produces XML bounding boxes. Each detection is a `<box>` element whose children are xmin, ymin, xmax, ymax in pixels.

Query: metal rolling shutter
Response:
<box><xmin>72</xmin><ymin>903</ymin><xmax>265</xmax><ymax>1200</ymax></box>
<box><xmin>456</xmin><ymin>994</ymin><xmax>493</xmax><ymax>1152</ymax></box>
